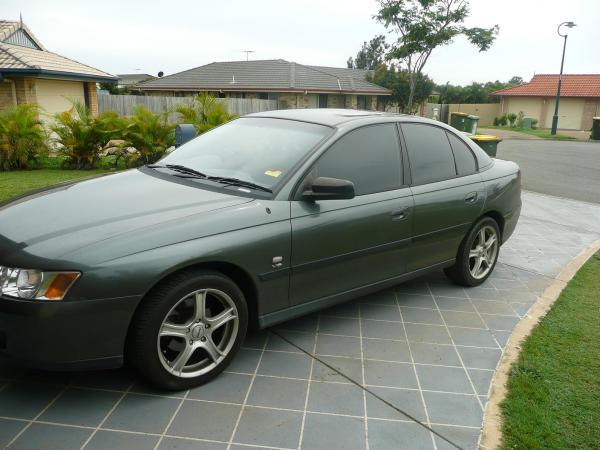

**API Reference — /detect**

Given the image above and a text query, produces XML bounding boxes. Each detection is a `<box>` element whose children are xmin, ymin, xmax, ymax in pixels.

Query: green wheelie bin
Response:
<box><xmin>591</xmin><ymin>117</ymin><xmax>600</xmax><ymax>140</ymax></box>
<box><xmin>470</xmin><ymin>135</ymin><xmax>502</xmax><ymax>157</ymax></box>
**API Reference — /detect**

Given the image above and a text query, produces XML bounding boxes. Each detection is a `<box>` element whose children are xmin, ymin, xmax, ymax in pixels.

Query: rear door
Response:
<box><xmin>400</xmin><ymin>123</ymin><xmax>485</xmax><ymax>272</ymax></box>
<box><xmin>290</xmin><ymin>123</ymin><xmax>414</xmax><ymax>306</ymax></box>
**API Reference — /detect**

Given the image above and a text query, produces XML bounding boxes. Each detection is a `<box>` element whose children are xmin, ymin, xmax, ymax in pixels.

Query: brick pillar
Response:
<box><xmin>85</xmin><ymin>82</ymin><xmax>99</xmax><ymax>116</ymax></box>
<box><xmin>344</xmin><ymin>95</ymin><xmax>357</xmax><ymax>109</ymax></box>
<box><xmin>581</xmin><ymin>98</ymin><xmax>597</xmax><ymax>131</ymax></box>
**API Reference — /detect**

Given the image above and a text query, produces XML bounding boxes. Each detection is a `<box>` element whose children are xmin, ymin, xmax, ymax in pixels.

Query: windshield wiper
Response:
<box><xmin>147</xmin><ymin>164</ymin><xmax>207</xmax><ymax>178</ymax></box>
<box><xmin>208</xmin><ymin>176</ymin><xmax>272</xmax><ymax>193</ymax></box>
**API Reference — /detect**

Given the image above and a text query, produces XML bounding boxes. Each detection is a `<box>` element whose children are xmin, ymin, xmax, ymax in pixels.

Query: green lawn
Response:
<box><xmin>0</xmin><ymin>169</ymin><xmax>112</xmax><ymax>203</ymax></box>
<box><xmin>483</xmin><ymin>125</ymin><xmax>576</xmax><ymax>140</ymax></box>
<box><xmin>501</xmin><ymin>250</ymin><xmax>600</xmax><ymax>449</ymax></box>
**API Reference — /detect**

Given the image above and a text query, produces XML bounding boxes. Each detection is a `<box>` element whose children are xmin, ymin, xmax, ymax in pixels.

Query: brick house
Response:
<box><xmin>0</xmin><ymin>19</ymin><xmax>117</xmax><ymax>118</ymax></box>
<box><xmin>134</xmin><ymin>59</ymin><xmax>391</xmax><ymax>110</ymax></box>
<box><xmin>492</xmin><ymin>74</ymin><xmax>600</xmax><ymax>130</ymax></box>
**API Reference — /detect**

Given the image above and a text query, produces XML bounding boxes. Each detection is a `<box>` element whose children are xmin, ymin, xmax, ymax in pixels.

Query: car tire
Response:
<box><xmin>444</xmin><ymin>217</ymin><xmax>501</xmax><ymax>287</ymax></box>
<box><xmin>126</xmin><ymin>269</ymin><xmax>248</xmax><ymax>391</ymax></box>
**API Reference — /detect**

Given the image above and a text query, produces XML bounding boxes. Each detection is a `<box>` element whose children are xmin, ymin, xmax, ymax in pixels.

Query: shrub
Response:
<box><xmin>531</xmin><ymin>118</ymin><xmax>538</xmax><ymax>129</ymax></box>
<box><xmin>516</xmin><ymin>111</ymin><xmax>525</xmax><ymax>128</ymax></box>
<box><xmin>176</xmin><ymin>93</ymin><xmax>235</xmax><ymax>134</ymax></box>
<box><xmin>497</xmin><ymin>114</ymin><xmax>508</xmax><ymax>127</ymax></box>
<box><xmin>51</xmin><ymin>101</ymin><xmax>124</xmax><ymax>169</ymax></box>
<box><xmin>122</xmin><ymin>105</ymin><xmax>175</xmax><ymax>166</ymax></box>
<box><xmin>507</xmin><ymin>112</ymin><xmax>518</xmax><ymax>128</ymax></box>
<box><xmin>493</xmin><ymin>116</ymin><xmax>500</xmax><ymax>126</ymax></box>
<box><xmin>0</xmin><ymin>103</ymin><xmax>47</xmax><ymax>170</ymax></box>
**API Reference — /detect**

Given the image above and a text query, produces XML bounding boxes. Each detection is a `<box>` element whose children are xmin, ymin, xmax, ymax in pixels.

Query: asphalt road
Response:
<box><xmin>496</xmin><ymin>139</ymin><xmax>600</xmax><ymax>204</ymax></box>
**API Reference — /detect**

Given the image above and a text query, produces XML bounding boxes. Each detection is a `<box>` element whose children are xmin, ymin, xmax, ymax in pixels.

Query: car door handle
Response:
<box><xmin>464</xmin><ymin>192</ymin><xmax>478</xmax><ymax>204</ymax></box>
<box><xmin>391</xmin><ymin>208</ymin><xmax>409</xmax><ymax>221</ymax></box>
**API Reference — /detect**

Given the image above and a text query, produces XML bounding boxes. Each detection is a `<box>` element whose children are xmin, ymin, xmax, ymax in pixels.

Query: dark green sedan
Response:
<box><xmin>0</xmin><ymin>109</ymin><xmax>520</xmax><ymax>390</ymax></box>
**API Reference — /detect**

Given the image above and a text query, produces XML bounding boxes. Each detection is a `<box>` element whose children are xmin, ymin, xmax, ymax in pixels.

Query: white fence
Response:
<box><xmin>98</xmin><ymin>94</ymin><xmax>278</xmax><ymax>118</ymax></box>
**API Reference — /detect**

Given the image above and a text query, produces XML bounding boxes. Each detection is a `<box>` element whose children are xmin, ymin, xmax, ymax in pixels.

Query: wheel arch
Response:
<box><xmin>480</xmin><ymin>210</ymin><xmax>505</xmax><ymax>243</ymax></box>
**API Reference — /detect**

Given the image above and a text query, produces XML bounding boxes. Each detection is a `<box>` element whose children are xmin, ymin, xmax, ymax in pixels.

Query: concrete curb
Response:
<box><xmin>479</xmin><ymin>238</ymin><xmax>600</xmax><ymax>449</ymax></box>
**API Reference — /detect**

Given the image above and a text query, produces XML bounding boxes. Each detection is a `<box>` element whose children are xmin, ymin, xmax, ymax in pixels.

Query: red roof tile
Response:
<box><xmin>491</xmin><ymin>74</ymin><xmax>600</xmax><ymax>98</ymax></box>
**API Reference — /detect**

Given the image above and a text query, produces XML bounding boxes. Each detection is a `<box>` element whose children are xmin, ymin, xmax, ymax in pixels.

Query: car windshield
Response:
<box><xmin>161</xmin><ymin>117</ymin><xmax>332</xmax><ymax>190</ymax></box>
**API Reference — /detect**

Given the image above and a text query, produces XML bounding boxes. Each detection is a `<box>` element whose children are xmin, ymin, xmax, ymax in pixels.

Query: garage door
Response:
<box><xmin>544</xmin><ymin>98</ymin><xmax>584</xmax><ymax>130</ymax></box>
<box><xmin>35</xmin><ymin>79</ymin><xmax>85</xmax><ymax>115</ymax></box>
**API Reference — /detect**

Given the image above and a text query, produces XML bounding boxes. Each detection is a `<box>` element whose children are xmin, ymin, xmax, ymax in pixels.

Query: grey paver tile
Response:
<box><xmin>423</xmin><ymin>392</ymin><xmax>482</xmax><ymax>427</ymax></box>
<box><xmin>0</xmin><ymin>382</ymin><xmax>62</xmax><ymax>419</ymax></box>
<box><xmin>188</xmin><ymin>372</ymin><xmax>252</xmax><ymax>404</ymax></box>
<box><xmin>401</xmin><ymin>307</ymin><xmax>444</xmax><ymax>325</ymax></box>
<box><xmin>39</xmin><ymin>387</ymin><xmax>121</xmax><ymax>427</ymax></box>
<box><xmin>409</xmin><ymin>342</ymin><xmax>461</xmax><ymax>366</ymax></box>
<box><xmin>256</xmin><ymin>350</ymin><xmax>312</xmax><ymax>378</ymax></box>
<box><xmin>457</xmin><ymin>347</ymin><xmax>502</xmax><ymax>371</ymax></box>
<box><xmin>242</xmin><ymin>330</ymin><xmax>268</xmax><ymax>350</ymax></box>
<box><xmin>368</xmin><ymin>419</ymin><xmax>434</xmax><ymax>450</ymax></box>
<box><xmin>364</xmin><ymin>360</ymin><xmax>418</xmax><ymax>389</ymax></box>
<box><xmin>404</xmin><ymin>323</ymin><xmax>451</xmax><ymax>344</ymax></box>
<box><xmin>428</xmin><ymin>283</ymin><xmax>467</xmax><ymax>298</ymax></box>
<box><xmin>168</xmin><ymin>401</ymin><xmax>241</xmax><ymax>441</ymax></box>
<box><xmin>440</xmin><ymin>311</ymin><xmax>486</xmax><ymax>329</ymax></box>
<box><xmin>315</xmin><ymin>334</ymin><xmax>362</xmax><ymax>358</ymax></box>
<box><xmin>227</xmin><ymin>349</ymin><xmax>261</xmax><ymax>374</ymax></box>
<box><xmin>473</xmin><ymin>300</ymin><xmax>517</xmax><ymax>316</ymax></box>
<box><xmin>416</xmin><ymin>365</ymin><xmax>474</xmax><ymax>394</ymax></box>
<box><xmin>362</xmin><ymin>319</ymin><xmax>406</xmax><ymax>340</ymax></box>
<box><xmin>301</xmin><ymin>413</ymin><xmax>365</xmax><ymax>450</ymax></box>
<box><xmin>85</xmin><ymin>430</ymin><xmax>159</xmax><ymax>450</ymax></box>
<box><xmin>396</xmin><ymin>293</ymin><xmax>437</xmax><ymax>308</ymax></box>
<box><xmin>311</xmin><ymin>357</ymin><xmax>362</xmax><ymax>383</ymax></box>
<box><xmin>434</xmin><ymin>297</ymin><xmax>476</xmax><ymax>312</ymax></box>
<box><xmin>234</xmin><ymin>406</ymin><xmax>302</xmax><ymax>449</ymax></box>
<box><xmin>0</xmin><ymin>418</ymin><xmax>26</xmax><ymax>448</ymax></box>
<box><xmin>360</xmin><ymin>303</ymin><xmax>402</xmax><ymax>321</ymax></box>
<box><xmin>467</xmin><ymin>368</ymin><xmax>494</xmax><ymax>396</ymax></box>
<box><xmin>158</xmin><ymin>436</ymin><xmax>227</xmax><ymax>449</ymax></box>
<box><xmin>363</xmin><ymin>338</ymin><xmax>411</xmax><ymax>362</ymax></box>
<box><xmin>358</xmin><ymin>289</ymin><xmax>398</xmax><ymax>305</ymax></box>
<box><xmin>9</xmin><ymin>423</ymin><xmax>91</xmax><ymax>450</ymax></box>
<box><xmin>447</xmin><ymin>327</ymin><xmax>499</xmax><ymax>348</ymax></box>
<box><xmin>480</xmin><ymin>313</ymin><xmax>521</xmax><ymax>331</ymax></box>
<box><xmin>320</xmin><ymin>300</ymin><xmax>360</xmax><ymax>318</ymax></box>
<box><xmin>433</xmin><ymin>424</ymin><xmax>480</xmax><ymax>450</ymax></box>
<box><xmin>365</xmin><ymin>386</ymin><xmax>426</xmax><ymax>421</ymax></box>
<box><xmin>103</xmin><ymin>393</ymin><xmax>181</xmax><ymax>433</ymax></box>
<box><xmin>307</xmin><ymin>381</ymin><xmax>364</xmax><ymax>416</ymax></box>
<box><xmin>246</xmin><ymin>376</ymin><xmax>307</xmax><ymax>410</ymax></box>
<box><xmin>275</xmin><ymin>315</ymin><xmax>318</xmax><ymax>333</ymax></box>
<box><xmin>318</xmin><ymin>316</ymin><xmax>361</xmax><ymax>337</ymax></box>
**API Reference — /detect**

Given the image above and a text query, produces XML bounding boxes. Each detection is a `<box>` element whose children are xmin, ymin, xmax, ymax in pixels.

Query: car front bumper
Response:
<box><xmin>0</xmin><ymin>294</ymin><xmax>141</xmax><ymax>371</ymax></box>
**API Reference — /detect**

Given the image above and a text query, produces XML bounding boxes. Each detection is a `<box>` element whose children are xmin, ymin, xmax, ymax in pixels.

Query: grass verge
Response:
<box><xmin>0</xmin><ymin>169</ymin><xmax>112</xmax><ymax>203</ymax></box>
<box><xmin>483</xmin><ymin>126</ymin><xmax>576</xmax><ymax>140</ymax></box>
<box><xmin>500</xmin><ymin>250</ymin><xmax>600</xmax><ymax>449</ymax></box>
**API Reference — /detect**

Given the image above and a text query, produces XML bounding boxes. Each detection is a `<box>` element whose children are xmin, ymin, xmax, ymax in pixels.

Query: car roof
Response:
<box><xmin>246</xmin><ymin>108</ymin><xmax>410</xmax><ymax>127</ymax></box>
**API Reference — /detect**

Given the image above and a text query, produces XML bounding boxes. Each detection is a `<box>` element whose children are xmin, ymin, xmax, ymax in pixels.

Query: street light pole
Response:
<box><xmin>551</xmin><ymin>21</ymin><xmax>576</xmax><ymax>135</ymax></box>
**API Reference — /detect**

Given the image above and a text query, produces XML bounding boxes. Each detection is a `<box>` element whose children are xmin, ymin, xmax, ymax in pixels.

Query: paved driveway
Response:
<box><xmin>1</xmin><ymin>192</ymin><xmax>600</xmax><ymax>450</ymax></box>
<box><xmin>497</xmin><ymin>139</ymin><xmax>600</xmax><ymax>204</ymax></box>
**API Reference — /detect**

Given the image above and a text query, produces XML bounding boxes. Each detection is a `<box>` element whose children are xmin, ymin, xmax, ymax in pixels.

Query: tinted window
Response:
<box><xmin>447</xmin><ymin>132</ymin><xmax>477</xmax><ymax>175</ymax></box>
<box><xmin>401</xmin><ymin>123</ymin><xmax>456</xmax><ymax>185</ymax></box>
<box><xmin>312</xmin><ymin>124</ymin><xmax>402</xmax><ymax>195</ymax></box>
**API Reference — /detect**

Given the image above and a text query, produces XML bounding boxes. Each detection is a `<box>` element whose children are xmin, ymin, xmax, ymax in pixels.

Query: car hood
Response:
<box><xmin>0</xmin><ymin>169</ymin><xmax>253</xmax><ymax>265</ymax></box>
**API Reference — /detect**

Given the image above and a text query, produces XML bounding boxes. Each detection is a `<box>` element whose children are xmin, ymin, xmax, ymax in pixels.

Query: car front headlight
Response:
<box><xmin>0</xmin><ymin>266</ymin><xmax>80</xmax><ymax>301</ymax></box>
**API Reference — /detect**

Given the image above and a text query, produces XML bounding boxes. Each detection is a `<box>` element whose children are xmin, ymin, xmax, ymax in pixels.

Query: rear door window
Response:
<box><xmin>401</xmin><ymin>123</ymin><xmax>456</xmax><ymax>185</ymax></box>
<box><xmin>446</xmin><ymin>132</ymin><xmax>477</xmax><ymax>176</ymax></box>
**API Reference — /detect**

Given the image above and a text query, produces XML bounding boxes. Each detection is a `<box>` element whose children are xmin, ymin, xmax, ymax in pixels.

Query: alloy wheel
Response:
<box><xmin>156</xmin><ymin>288</ymin><xmax>239</xmax><ymax>378</ymax></box>
<box><xmin>468</xmin><ymin>225</ymin><xmax>498</xmax><ymax>280</ymax></box>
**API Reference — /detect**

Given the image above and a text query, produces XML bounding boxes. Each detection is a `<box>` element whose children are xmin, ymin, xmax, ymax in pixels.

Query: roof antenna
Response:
<box><xmin>19</xmin><ymin>12</ymin><xmax>23</xmax><ymax>27</ymax></box>
<box><xmin>241</xmin><ymin>50</ymin><xmax>255</xmax><ymax>61</ymax></box>
<box><xmin>229</xmin><ymin>74</ymin><xmax>236</xmax><ymax>84</ymax></box>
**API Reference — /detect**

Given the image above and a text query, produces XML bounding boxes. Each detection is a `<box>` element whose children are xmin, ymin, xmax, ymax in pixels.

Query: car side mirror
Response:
<box><xmin>302</xmin><ymin>177</ymin><xmax>355</xmax><ymax>201</ymax></box>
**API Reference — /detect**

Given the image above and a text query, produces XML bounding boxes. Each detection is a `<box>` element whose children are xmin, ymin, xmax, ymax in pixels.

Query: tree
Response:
<box><xmin>370</xmin><ymin>64</ymin><xmax>434</xmax><ymax>111</ymax></box>
<box><xmin>508</xmin><ymin>75</ymin><xmax>524</xmax><ymax>85</ymax></box>
<box><xmin>347</xmin><ymin>35</ymin><xmax>388</xmax><ymax>70</ymax></box>
<box><xmin>375</xmin><ymin>0</ymin><xmax>499</xmax><ymax>111</ymax></box>
<box><xmin>434</xmin><ymin>76</ymin><xmax>525</xmax><ymax>104</ymax></box>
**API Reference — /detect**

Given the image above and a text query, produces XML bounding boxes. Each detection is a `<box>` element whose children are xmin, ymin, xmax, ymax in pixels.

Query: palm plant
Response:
<box><xmin>176</xmin><ymin>93</ymin><xmax>235</xmax><ymax>134</ymax></box>
<box><xmin>51</xmin><ymin>101</ymin><xmax>124</xmax><ymax>169</ymax></box>
<box><xmin>0</xmin><ymin>103</ymin><xmax>47</xmax><ymax>171</ymax></box>
<box><xmin>122</xmin><ymin>105</ymin><xmax>175</xmax><ymax>166</ymax></box>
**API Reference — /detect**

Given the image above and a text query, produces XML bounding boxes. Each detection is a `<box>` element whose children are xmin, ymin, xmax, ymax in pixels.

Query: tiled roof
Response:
<box><xmin>135</xmin><ymin>59</ymin><xmax>390</xmax><ymax>95</ymax></box>
<box><xmin>0</xmin><ymin>19</ymin><xmax>116</xmax><ymax>81</ymax></box>
<box><xmin>0</xmin><ymin>20</ymin><xmax>45</xmax><ymax>50</ymax></box>
<box><xmin>492</xmin><ymin>74</ymin><xmax>600</xmax><ymax>98</ymax></box>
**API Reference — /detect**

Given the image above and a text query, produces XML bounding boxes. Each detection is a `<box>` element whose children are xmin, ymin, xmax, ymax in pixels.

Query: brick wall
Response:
<box><xmin>13</xmin><ymin>77</ymin><xmax>37</xmax><ymax>104</ymax></box>
<box><xmin>85</xmin><ymin>82</ymin><xmax>99</xmax><ymax>116</ymax></box>
<box><xmin>0</xmin><ymin>80</ymin><xmax>16</xmax><ymax>110</ymax></box>
<box><xmin>345</xmin><ymin>95</ymin><xmax>357</xmax><ymax>109</ymax></box>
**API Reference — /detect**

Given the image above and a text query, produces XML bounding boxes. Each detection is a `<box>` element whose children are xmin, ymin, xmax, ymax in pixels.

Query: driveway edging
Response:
<box><xmin>479</xmin><ymin>238</ymin><xmax>600</xmax><ymax>449</ymax></box>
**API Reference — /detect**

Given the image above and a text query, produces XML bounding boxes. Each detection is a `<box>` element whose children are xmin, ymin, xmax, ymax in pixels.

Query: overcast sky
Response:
<box><xmin>4</xmin><ymin>0</ymin><xmax>599</xmax><ymax>85</ymax></box>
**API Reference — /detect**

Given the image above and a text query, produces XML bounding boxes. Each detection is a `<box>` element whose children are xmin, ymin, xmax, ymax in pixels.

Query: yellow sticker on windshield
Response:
<box><xmin>264</xmin><ymin>170</ymin><xmax>282</xmax><ymax>178</ymax></box>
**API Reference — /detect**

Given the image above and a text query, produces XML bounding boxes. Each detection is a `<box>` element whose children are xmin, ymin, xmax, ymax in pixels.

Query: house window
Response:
<box><xmin>318</xmin><ymin>94</ymin><xmax>328</xmax><ymax>108</ymax></box>
<box><xmin>357</xmin><ymin>95</ymin><xmax>367</xmax><ymax>110</ymax></box>
<box><xmin>258</xmin><ymin>93</ymin><xmax>268</xmax><ymax>100</ymax></box>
